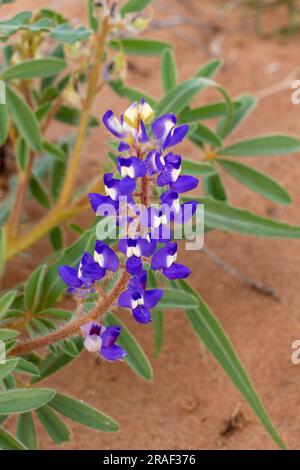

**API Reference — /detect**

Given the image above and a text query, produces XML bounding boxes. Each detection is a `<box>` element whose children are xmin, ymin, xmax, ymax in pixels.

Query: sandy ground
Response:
<box><xmin>2</xmin><ymin>0</ymin><xmax>300</xmax><ymax>450</ymax></box>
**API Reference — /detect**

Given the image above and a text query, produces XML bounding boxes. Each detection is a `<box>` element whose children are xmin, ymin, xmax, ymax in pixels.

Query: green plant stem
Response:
<box><xmin>6</xmin><ymin>150</ymin><xmax>35</xmax><ymax>239</ymax></box>
<box><xmin>4</xmin><ymin>17</ymin><xmax>110</xmax><ymax>262</ymax></box>
<box><xmin>57</xmin><ymin>17</ymin><xmax>109</xmax><ymax>207</ymax></box>
<box><xmin>11</xmin><ymin>270</ymin><xmax>130</xmax><ymax>356</ymax></box>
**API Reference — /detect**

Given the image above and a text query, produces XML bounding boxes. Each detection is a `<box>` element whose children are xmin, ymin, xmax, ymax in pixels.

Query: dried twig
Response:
<box><xmin>202</xmin><ymin>245</ymin><xmax>279</xmax><ymax>300</ymax></box>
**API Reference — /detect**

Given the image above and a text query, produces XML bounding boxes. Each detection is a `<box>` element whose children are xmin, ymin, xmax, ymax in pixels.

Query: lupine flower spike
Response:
<box><xmin>59</xmin><ymin>100</ymin><xmax>199</xmax><ymax>360</ymax></box>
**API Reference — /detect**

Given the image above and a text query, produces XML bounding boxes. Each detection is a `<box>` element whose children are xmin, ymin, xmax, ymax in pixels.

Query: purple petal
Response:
<box><xmin>138</xmin><ymin>120</ymin><xmax>149</xmax><ymax>143</ymax></box>
<box><xmin>80</xmin><ymin>253</ymin><xmax>106</xmax><ymax>281</ymax></box>
<box><xmin>163</xmin><ymin>263</ymin><xmax>191</xmax><ymax>279</ymax></box>
<box><xmin>164</xmin><ymin>124</ymin><xmax>189</xmax><ymax>148</ymax></box>
<box><xmin>151</xmin><ymin>114</ymin><xmax>176</xmax><ymax>142</ymax></box>
<box><xmin>118</xmin><ymin>142</ymin><xmax>131</xmax><ymax>152</ymax></box>
<box><xmin>118</xmin><ymin>289</ymin><xmax>134</xmax><ymax>308</ymax></box>
<box><xmin>102</xmin><ymin>110</ymin><xmax>126</xmax><ymax>139</ymax></box>
<box><xmin>132</xmin><ymin>305</ymin><xmax>151</xmax><ymax>324</ymax></box>
<box><xmin>145</xmin><ymin>150</ymin><xmax>164</xmax><ymax>175</ymax></box>
<box><xmin>101</xmin><ymin>325</ymin><xmax>122</xmax><ymax>348</ymax></box>
<box><xmin>101</xmin><ymin>344</ymin><xmax>126</xmax><ymax>361</ymax></box>
<box><xmin>119</xmin><ymin>176</ymin><xmax>136</xmax><ymax>196</ymax></box>
<box><xmin>174</xmin><ymin>200</ymin><xmax>199</xmax><ymax>225</ymax></box>
<box><xmin>94</xmin><ymin>241</ymin><xmax>119</xmax><ymax>272</ymax></box>
<box><xmin>170</xmin><ymin>175</ymin><xmax>199</xmax><ymax>193</ymax></box>
<box><xmin>118</xmin><ymin>156</ymin><xmax>146</xmax><ymax>179</ymax></box>
<box><xmin>118</xmin><ymin>238</ymin><xmax>128</xmax><ymax>255</ymax></box>
<box><xmin>89</xmin><ymin>193</ymin><xmax>118</xmax><ymax>216</ymax></box>
<box><xmin>151</xmin><ymin>242</ymin><xmax>177</xmax><ymax>270</ymax></box>
<box><xmin>150</xmin><ymin>225</ymin><xmax>172</xmax><ymax>243</ymax></box>
<box><xmin>126</xmin><ymin>256</ymin><xmax>143</xmax><ymax>275</ymax></box>
<box><xmin>80</xmin><ymin>322</ymin><xmax>95</xmax><ymax>336</ymax></box>
<box><xmin>144</xmin><ymin>289</ymin><xmax>163</xmax><ymax>308</ymax></box>
<box><xmin>59</xmin><ymin>266</ymin><xmax>82</xmax><ymax>288</ymax></box>
<box><xmin>128</xmin><ymin>271</ymin><xmax>147</xmax><ymax>290</ymax></box>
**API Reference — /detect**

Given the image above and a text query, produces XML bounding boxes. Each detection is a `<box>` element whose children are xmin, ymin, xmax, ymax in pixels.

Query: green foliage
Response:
<box><xmin>104</xmin><ymin>312</ymin><xmax>153</xmax><ymax>381</ymax></box>
<box><xmin>17</xmin><ymin>412</ymin><xmax>37</xmax><ymax>449</ymax></box>
<box><xmin>109</xmin><ymin>38</ymin><xmax>171</xmax><ymax>56</ymax></box>
<box><xmin>0</xmin><ymin>1</ymin><xmax>298</xmax><ymax>450</ymax></box>
<box><xmin>49</xmin><ymin>393</ymin><xmax>119</xmax><ymax>433</ymax></box>
<box><xmin>2</xmin><ymin>58</ymin><xmax>66</xmax><ymax>80</ymax></box>
<box><xmin>6</xmin><ymin>85</ymin><xmax>42</xmax><ymax>152</ymax></box>
<box><xmin>121</xmin><ymin>0</ymin><xmax>153</xmax><ymax>16</ymax></box>
<box><xmin>176</xmin><ymin>279</ymin><xmax>285</xmax><ymax>449</ymax></box>
<box><xmin>0</xmin><ymin>389</ymin><xmax>55</xmax><ymax>414</ymax></box>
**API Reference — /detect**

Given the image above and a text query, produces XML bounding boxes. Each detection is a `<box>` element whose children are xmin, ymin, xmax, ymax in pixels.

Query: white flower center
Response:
<box><xmin>94</xmin><ymin>251</ymin><xmax>104</xmax><ymax>267</ymax></box>
<box><xmin>131</xmin><ymin>296</ymin><xmax>144</xmax><ymax>309</ymax></box>
<box><xmin>84</xmin><ymin>334</ymin><xmax>102</xmax><ymax>353</ymax></box>
<box><xmin>105</xmin><ymin>185</ymin><xmax>118</xmax><ymax>200</ymax></box>
<box><xmin>126</xmin><ymin>245</ymin><xmax>141</xmax><ymax>258</ymax></box>
<box><xmin>170</xmin><ymin>166</ymin><xmax>181</xmax><ymax>182</ymax></box>
<box><xmin>166</xmin><ymin>252</ymin><xmax>177</xmax><ymax>268</ymax></box>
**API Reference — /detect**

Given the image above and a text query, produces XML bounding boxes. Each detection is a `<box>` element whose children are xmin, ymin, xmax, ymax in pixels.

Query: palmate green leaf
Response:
<box><xmin>108</xmin><ymin>80</ymin><xmax>157</xmax><ymax>108</ymax></box>
<box><xmin>179</xmin><ymin>101</ymin><xmax>240</xmax><ymax>123</ymax></box>
<box><xmin>156</xmin><ymin>77</ymin><xmax>211</xmax><ymax>116</ymax></box>
<box><xmin>32</xmin><ymin>352</ymin><xmax>75</xmax><ymax>383</ymax></box>
<box><xmin>188</xmin><ymin>197</ymin><xmax>300</xmax><ymax>238</ymax></box>
<box><xmin>0</xmin><ymin>102</ymin><xmax>8</xmax><ymax>146</ymax></box>
<box><xmin>38</xmin><ymin>308</ymin><xmax>73</xmax><ymax>321</ymax></box>
<box><xmin>177</xmin><ymin>279</ymin><xmax>285</xmax><ymax>449</ymax></box>
<box><xmin>152</xmin><ymin>309</ymin><xmax>164</xmax><ymax>357</ymax></box>
<box><xmin>195</xmin><ymin>59</ymin><xmax>222</xmax><ymax>78</ymax></box>
<box><xmin>0</xmin><ymin>427</ymin><xmax>27</xmax><ymax>450</ymax></box>
<box><xmin>50</xmin><ymin>393</ymin><xmax>119</xmax><ymax>433</ymax></box>
<box><xmin>51</xmin><ymin>23</ymin><xmax>92</xmax><ymax>44</ymax></box>
<box><xmin>29</xmin><ymin>174</ymin><xmax>51</xmax><ymax>209</ymax></box>
<box><xmin>21</xmin><ymin>18</ymin><xmax>53</xmax><ymax>33</ymax></box>
<box><xmin>109</xmin><ymin>38</ymin><xmax>171</xmax><ymax>56</ymax></box>
<box><xmin>220</xmin><ymin>135</ymin><xmax>300</xmax><ymax>157</ymax></box>
<box><xmin>121</xmin><ymin>0</ymin><xmax>153</xmax><ymax>15</ymax></box>
<box><xmin>3</xmin><ymin>374</ymin><xmax>16</xmax><ymax>390</ymax></box>
<box><xmin>2</xmin><ymin>58</ymin><xmax>66</xmax><ymax>81</ymax></box>
<box><xmin>17</xmin><ymin>412</ymin><xmax>37</xmax><ymax>449</ymax></box>
<box><xmin>104</xmin><ymin>312</ymin><xmax>153</xmax><ymax>381</ymax></box>
<box><xmin>16</xmin><ymin>137</ymin><xmax>29</xmax><ymax>171</ymax></box>
<box><xmin>161</xmin><ymin>49</ymin><xmax>177</xmax><ymax>94</ymax></box>
<box><xmin>14</xmin><ymin>358</ymin><xmax>40</xmax><ymax>377</ymax></box>
<box><xmin>55</xmin><ymin>105</ymin><xmax>99</xmax><ymax>127</ymax></box>
<box><xmin>0</xmin><ymin>12</ymin><xmax>32</xmax><ymax>37</ymax></box>
<box><xmin>39</xmin><ymin>8</ymin><xmax>66</xmax><ymax>25</ymax></box>
<box><xmin>43</xmin><ymin>140</ymin><xmax>67</xmax><ymax>161</ymax></box>
<box><xmin>0</xmin><ymin>359</ymin><xmax>18</xmax><ymax>380</ymax></box>
<box><xmin>218</xmin><ymin>159</ymin><xmax>291</xmax><ymax>205</ymax></box>
<box><xmin>156</xmin><ymin>78</ymin><xmax>233</xmax><ymax>135</ymax></box>
<box><xmin>25</xmin><ymin>264</ymin><xmax>47</xmax><ymax>313</ymax></box>
<box><xmin>6</xmin><ymin>85</ymin><xmax>42</xmax><ymax>152</ymax></box>
<box><xmin>204</xmin><ymin>173</ymin><xmax>227</xmax><ymax>201</ymax></box>
<box><xmin>0</xmin><ymin>290</ymin><xmax>17</xmax><ymax>319</ymax></box>
<box><xmin>49</xmin><ymin>226</ymin><xmax>64</xmax><ymax>252</ymax></box>
<box><xmin>0</xmin><ymin>328</ymin><xmax>19</xmax><ymax>341</ymax></box>
<box><xmin>0</xmin><ymin>388</ymin><xmax>56</xmax><ymax>414</ymax></box>
<box><xmin>190</xmin><ymin>123</ymin><xmax>222</xmax><ymax>148</ymax></box>
<box><xmin>217</xmin><ymin>94</ymin><xmax>256</xmax><ymax>138</ymax></box>
<box><xmin>51</xmin><ymin>159</ymin><xmax>66</xmax><ymax>203</ymax></box>
<box><xmin>39</xmin><ymin>228</ymin><xmax>96</xmax><ymax>309</ymax></box>
<box><xmin>181</xmin><ymin>159</ymin><xmax>216</xmax><ymax>177</ymax></box>
<box><xmin>87</xmin><ymin>0</ymin><xmax>99</xmax><ymax>32</ymax></box>
<box><xmin>158</xmin><ymin>288</ymin><xmax>199</xmax><ymax>309</ymax></box>
<box><xmin>36</xmin><ymin>404</ymin><xmax>71</xmax><ymax>445</ymax></box>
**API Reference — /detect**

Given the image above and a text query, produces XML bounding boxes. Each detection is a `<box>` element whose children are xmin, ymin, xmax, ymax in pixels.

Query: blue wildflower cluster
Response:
<box><xmin>59</xmin><ymin>100</ymin><xmax>199</xmax><ymax>362</ymax></box>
